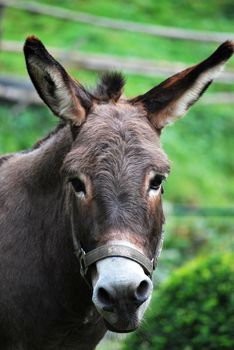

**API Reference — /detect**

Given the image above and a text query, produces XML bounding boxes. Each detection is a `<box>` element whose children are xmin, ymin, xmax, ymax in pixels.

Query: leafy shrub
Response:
<box><xmin>123</xmin><ymin>253</ymin><xmax>234</xmax><ymax>350</ymax></box>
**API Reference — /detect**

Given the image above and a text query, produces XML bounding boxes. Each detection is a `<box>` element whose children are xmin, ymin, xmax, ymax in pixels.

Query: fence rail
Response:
<box><xmin>165</xmin><ymin>204</ymin><xmax>234</xmax><ymax>217</ymax></box>
<box><xmin>0</xmin><ymin>76</ymin><xmax>41</xmax><ymax>105</ymax></box>
<box><xmin>1</xmin><ymin>0</ymin><xmax>234</xmax><ymax>43</ymax></box>
<box><xmin>1</xmin><ymin>75</ymin><xmax>234</xmax><ymax>106</ymax></box>
<box><xmin>2</xmin><ymin>40</ymin><xmax>234</xmax><ymax>84</ymax></box>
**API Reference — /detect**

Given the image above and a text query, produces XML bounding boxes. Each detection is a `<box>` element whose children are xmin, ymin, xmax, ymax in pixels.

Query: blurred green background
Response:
<box><xmin>0</xmin><ymin>1</ymin><xmax>233</xmax><ymax>349</ymax></box>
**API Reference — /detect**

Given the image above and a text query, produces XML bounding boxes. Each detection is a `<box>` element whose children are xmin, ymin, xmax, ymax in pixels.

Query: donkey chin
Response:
<box><xmin>91</xmin><ymin>255</ymin><xmax>153</xmax><ymax>333</ymax></box>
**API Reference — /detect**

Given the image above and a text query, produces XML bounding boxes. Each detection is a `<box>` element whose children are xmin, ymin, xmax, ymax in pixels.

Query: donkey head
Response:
<box><xmin>24</xmin><ymin>37</ymin><xmax>233</xmax><ymax>333</ymax></box>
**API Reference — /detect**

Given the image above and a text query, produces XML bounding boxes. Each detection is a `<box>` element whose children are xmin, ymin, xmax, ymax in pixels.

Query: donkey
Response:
<box><xmin>0</xmin><ymin>37</ymin><xmax>233</xmax><ymax>350</ymax></box>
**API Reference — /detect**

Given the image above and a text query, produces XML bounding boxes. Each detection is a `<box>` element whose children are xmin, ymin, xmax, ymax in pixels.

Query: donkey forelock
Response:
<box><xmin>92</xmin><ymin>72</ymin><xmax>126</xmax><ymax>102</ymax></box>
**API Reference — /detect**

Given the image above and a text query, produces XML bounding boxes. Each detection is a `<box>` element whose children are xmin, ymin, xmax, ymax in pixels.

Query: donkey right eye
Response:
<box><xmin>69</xmin><ymin>178</ymin><xmax>86</xmax><ymax>196</ymax></box>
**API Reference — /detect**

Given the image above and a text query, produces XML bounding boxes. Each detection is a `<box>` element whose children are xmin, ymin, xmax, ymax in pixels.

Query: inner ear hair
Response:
<box><xmin>129</xmin><ymin>41</ymin><xmax>234</xmax><ymax>130</ymax></box>
<box><xmin>24</xmin><ymin>36</ymin><xmax>92</xmax><ymax>126</ymax></box>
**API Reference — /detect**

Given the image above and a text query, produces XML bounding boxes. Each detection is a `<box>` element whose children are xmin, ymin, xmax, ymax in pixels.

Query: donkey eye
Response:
<box><xmin>69</xmin><ymin>178</ymin><xmax>86</xmax><ymax>196</ymax></box>
<box><xmin>149</xmin><ymin>174</ymin><xmax>164</xmax><ymax>191</ymax></box>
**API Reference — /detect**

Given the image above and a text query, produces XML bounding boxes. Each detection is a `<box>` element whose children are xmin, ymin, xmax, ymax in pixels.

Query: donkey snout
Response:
<box><xmin>92</xmin><ymin>256</ymin><xmax>153</xmax><ymax>324</ymax></box>
<box><xmin>94</xmin><ymin>277</ymin><xmax>152</xmax><ymax>312</ymax></box>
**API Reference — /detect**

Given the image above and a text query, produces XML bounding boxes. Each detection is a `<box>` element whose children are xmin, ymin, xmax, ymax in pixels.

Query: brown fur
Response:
<box><xmin>0</xmin><ymin>38</ymin><xmax>233</xmax><ymax>349</ymax></box>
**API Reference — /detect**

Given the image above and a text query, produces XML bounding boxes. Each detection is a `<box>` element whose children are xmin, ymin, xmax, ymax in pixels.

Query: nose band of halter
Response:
<box><xmin>70</xmin><ymin>203</ymin><xmax>161</xmax><ymax>284</ymax></box>
<box><xmin>75</xmin><ymin>244</ymin><xmax>155</xmax><ymax>278</ymax></box>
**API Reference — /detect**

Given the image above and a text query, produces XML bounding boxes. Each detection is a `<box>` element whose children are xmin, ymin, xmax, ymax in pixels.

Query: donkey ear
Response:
<box><xmin>24</xmin><ymin>36</ymin><xmax>92</xmax><ymax>125</ymax></box>
<box><xmin>130</xmin><ymin>41</ymin><xmax>234</xmax><ymax>130</ymax></box>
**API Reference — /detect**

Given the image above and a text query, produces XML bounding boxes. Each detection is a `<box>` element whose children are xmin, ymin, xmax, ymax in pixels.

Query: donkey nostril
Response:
<box><xmin>137</xmin><ymin>280</ymin><xmax>150</xmax><ymax>298</ymax></box>
<box><xmin>98</xmin><ymin>287</ymin><xmax>111</xmax><ymax>303</ymax></box>
<box><xmin>134</xmin><ymin>280</ymin><xmax>151</xmax><ymax>305</ymax></box>
<box><xmin>97</xmin><ymin>287</ymin><xmax>114</xmax><ymax>312</ymax></box>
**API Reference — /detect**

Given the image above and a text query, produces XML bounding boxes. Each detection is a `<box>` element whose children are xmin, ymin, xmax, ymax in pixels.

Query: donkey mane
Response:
<box><xmin>0</xmin><ymin>154</ymin><xmax>14</xmax><ymax>167</ymax></box>
<box><xmin>0</xmin><ymin>123</ymin><xmax>67</xmax><ymax>169</ymax></box>
<box><xmin>32</xmin><ymin>121</ymin><xmax>67</xmax><ymax>150</ymax></box>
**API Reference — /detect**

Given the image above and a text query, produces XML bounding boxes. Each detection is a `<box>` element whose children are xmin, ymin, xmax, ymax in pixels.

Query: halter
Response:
<box><xmin>71</xmin><ymin>203</ymin><xmax>163</xmax><ymax>286</ymax></box>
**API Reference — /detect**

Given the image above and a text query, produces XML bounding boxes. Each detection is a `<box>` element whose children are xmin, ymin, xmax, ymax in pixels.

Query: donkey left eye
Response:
<box><xmin>69</xmin><ymin>178</ymin><xmax>86</xmax><ymax>196</ymax></box>
<box><xmin>149</xmin><ymin>175</ymin><xmax>164</xmax><ymax>191</ymax></box>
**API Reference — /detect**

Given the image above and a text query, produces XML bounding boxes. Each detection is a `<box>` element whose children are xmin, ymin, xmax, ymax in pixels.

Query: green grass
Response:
<box><xmin>1</xmin><ymin>0</ymin><xmax>233</xmax><ymax>207</ymax></box>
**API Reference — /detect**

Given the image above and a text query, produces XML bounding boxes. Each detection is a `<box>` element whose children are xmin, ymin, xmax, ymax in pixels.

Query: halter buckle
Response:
<box><xmin>79</xmin><ymin>248</ymin><xmax>88</xmax><ymax>277</ymax></box>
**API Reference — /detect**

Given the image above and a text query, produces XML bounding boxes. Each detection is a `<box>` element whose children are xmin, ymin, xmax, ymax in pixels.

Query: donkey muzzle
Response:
<box><xmin>92</xmin><ymin>255</ymin><xmax>153</xmax><ymax>332</ymax></box>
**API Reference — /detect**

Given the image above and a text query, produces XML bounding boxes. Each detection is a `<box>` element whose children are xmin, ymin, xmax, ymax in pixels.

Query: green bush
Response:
<box><xmin>123</xmin><ymin>253</ymin><xmax>234</xmax><ymax>350</ymax></box>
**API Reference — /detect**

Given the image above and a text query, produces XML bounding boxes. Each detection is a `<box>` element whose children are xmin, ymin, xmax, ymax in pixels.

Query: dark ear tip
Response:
<box><xmin>215</xmin><ymin>40</ymin><xmax>234</xmax><ymax>60</ymax></box>
<box><xmin>24</xmin><ymin>35</ymin><xmax>45</xmax><ymax>55</ymax></box>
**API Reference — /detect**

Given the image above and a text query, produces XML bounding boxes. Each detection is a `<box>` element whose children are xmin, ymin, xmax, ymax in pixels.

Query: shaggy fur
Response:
<box><xmin>0</xmin><ymin>37</ymin><xmax>233</xmax><ymax>349</ymax></box>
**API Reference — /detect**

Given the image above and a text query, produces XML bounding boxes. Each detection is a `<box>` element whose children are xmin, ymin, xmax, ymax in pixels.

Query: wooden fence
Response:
<box><xmin>0</xmin><ymin>1</ymin><xmax>233</xmax><ymax>105</ymax></box>
<box><xmin>2</xmin><ymin>40</ymin><xmax>234</xmax><ymax>84</ymax></box>
<box><xmin>1</xmin><ymin>75</ymin><xmax>234</xmax><ymax>107</ymax></box>
<box><xmin>1</xmin><ymin>0</ymin><xmax>234</xmax><ymax>43</ymax></box>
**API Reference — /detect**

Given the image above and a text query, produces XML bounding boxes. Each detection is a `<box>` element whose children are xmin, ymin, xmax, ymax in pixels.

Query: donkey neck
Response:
<box><xmin>0</xmin><ymin>124</ymin><xmax>108</xmax><ymax>348</ymax></box>
<box><xmin>27</xmin><ymin>124</ymin><xmax>106</xmax><ymax>347</ymax></box>
<box><xmin>23</xmin><ymin>124</ymin><xmax>83</xmax><ymax>278</ymax></box>
<box><xmin>2</xmin><ymin>123</ymin><xmax>92</xmax><ymax>305</ymax></box>
<box><xmin>29</xmin><ymin>123</ymin><xmax>73</xmax><ymax>188</ymax></box>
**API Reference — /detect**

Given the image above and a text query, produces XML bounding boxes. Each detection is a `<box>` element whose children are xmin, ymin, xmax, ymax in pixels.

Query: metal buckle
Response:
<box><xmin>152</xmin><ymin>257</ymin><xmax>157</xmax><ymax>270</ymax></box>
<box><xmin>79</xmin><ymin>248</ymin><xmax>88</xmax><ymax>277</ymax></box>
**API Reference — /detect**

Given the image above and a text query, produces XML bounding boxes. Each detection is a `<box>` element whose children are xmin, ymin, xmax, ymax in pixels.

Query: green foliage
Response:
<box><xmin>0</xmin><ymin>104</ymin><xmax>54</xmax><ymax>153</ymax></box>
<box><xmin>123</xmin><ymin>253</ymin><xmax>234</xmax><ymax>350</ymax></box>
<box><xmin>161</xmin><ymin>104</ymin><xmax>234</xmax><ymax>206</ymax></box>
<box><xmin>157</xmin><ymin>216</ymin><xmax>234</xmax><ymax>282</ymax></box>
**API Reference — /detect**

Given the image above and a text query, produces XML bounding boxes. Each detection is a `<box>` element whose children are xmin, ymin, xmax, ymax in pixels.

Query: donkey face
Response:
<box><xmin>64</xmin><ymin>102</ymin><xmax>169</xmax><ymax>254</ymax></box>
<box><xmin>63</xmin><ymin>104</ymin><xmax>169</xmax><ymax>331</ymax></box>
<box><xmin>24</xmin><ymin>37</ymin><xmax>233</xmax><ymax>332</ymax></box>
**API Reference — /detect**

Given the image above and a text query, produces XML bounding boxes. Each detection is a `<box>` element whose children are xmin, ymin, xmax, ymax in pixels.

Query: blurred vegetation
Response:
<box><xmin>157</xmin><ymin>215</ymin><xmax>234</xmax><ymax>284</ymax></box>
<box><xmin>123</xmin><ymin>253</ymin><xmax>234</xmax><ymax>350</ymax></box>
<box><xmin>0</xmin><ymin>104</ymin><xmax>54</xmax><ymax>152</ymax></box>
<box><xmin>0</xmin><ymin>1</ymin><xmax>233</xmax><ymax>349</ymax></box>
<box><xmin>1</xmin><ymin>0</ymin><xmax>234</xmax><ymax>79</ymax></box>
